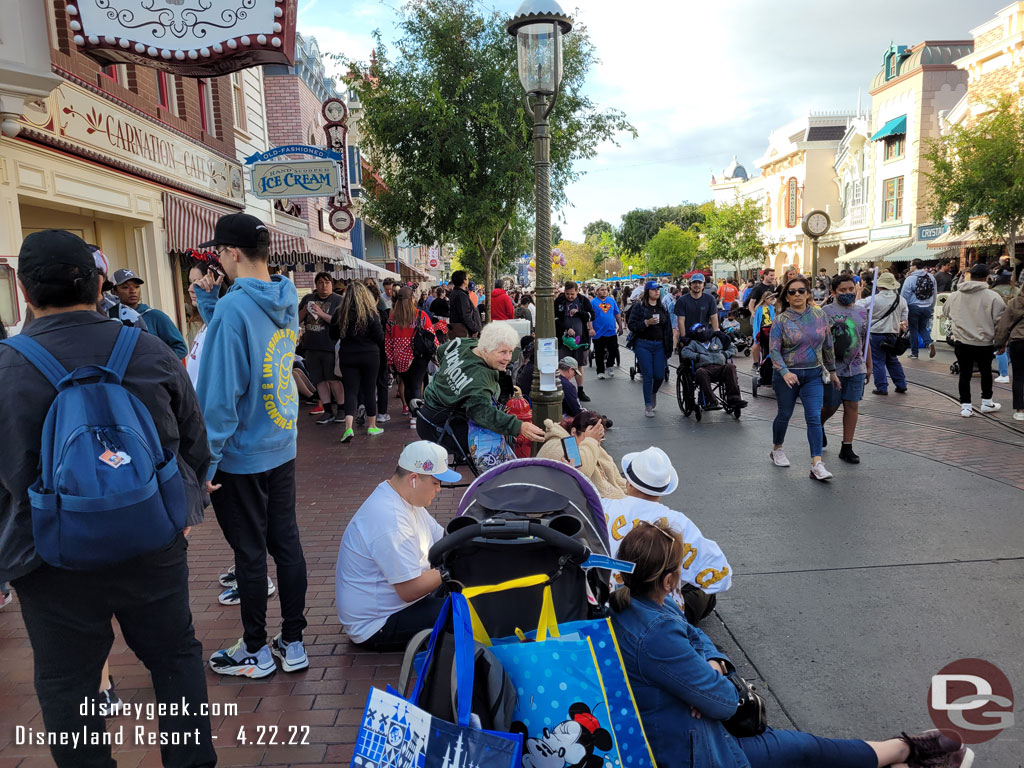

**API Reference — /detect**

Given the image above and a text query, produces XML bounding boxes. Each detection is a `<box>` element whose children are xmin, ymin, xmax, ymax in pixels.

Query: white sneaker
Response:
<box><xmin>809</xmin><ymin>461</ymin><xmax>833</xmax><ymax>481</ymax></box>
<box><xmin>606</xmin><ymin>371</ymin><xmax>615</xmax><ymax>378</ymax></box>
<box><xmin>980</xmin><ymin>400</ymin><xmax>1001</xmax><ymax>413</ymax></box>
<box><xmin>409</xmin><ymin>417</ymin><xmax>418</xmax><ymax>429</ymax></box>
<box><xmin>770</xmin><ymin>449</ymin><xmax>790</xmax><ymax>467</ymax></box>
<box><xmin>1014</xmin><ymin>411</ymin><xmax>1024</xmax><ymax>421</ymax></box>
<box><xmin>960</xmin><ymin>404</ymin><xmax>973</xmax><ymax>418</ymax></box>
<box><xmin>995</xmin><ymin>375</ymin><xmax>1010</xmax><ymax>384</ymax></box>
<box><xmin>597</xmin><ymin>373</ymin><xmax>607</xmax><ymax>380</ymax></box>
<box><xmin>644</xmin><ymin>406</ymin><xmax>655</xmax><ymax>418</ymax></box>
<box><xmin>376</xmin><ymin>413</ymin><xmax>391</xmax><ymax>423</ymax></box>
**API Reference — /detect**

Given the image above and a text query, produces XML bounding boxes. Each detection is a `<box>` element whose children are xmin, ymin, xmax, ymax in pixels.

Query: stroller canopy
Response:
<box><xmin>457</xmin><ymin>458</ymin><xmax>610</xmax><ymax>556</ymax></box>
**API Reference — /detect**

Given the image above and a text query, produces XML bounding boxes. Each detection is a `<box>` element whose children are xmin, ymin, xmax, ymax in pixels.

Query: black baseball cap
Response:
<box><xmin>18</xmin><ymin>230</ymin><xmax>97</xmax><ymax>280</ymax></box>
<box><xmin>197</xmin><ymin>213</ymin><xmax>270</xmax><ymax>249</ymax></box>
<box><xmin>969</xmin><ymin>263</ymin><xmax>990</xmax><ymax>280</ymax></box>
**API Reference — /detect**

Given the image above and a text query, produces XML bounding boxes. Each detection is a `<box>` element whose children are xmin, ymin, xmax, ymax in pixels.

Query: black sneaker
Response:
<box><xmin>315</xmin><ymin>413</ymin><xmax>336</xmax><ymax>425</ymax></box>
<box><xmin>578</xmin><ymin>390</ymin><xmax>592</xmax><ymax>403</ymax></box>
<box><xmin>838</xmin><ymin>444</ymin><xmax>860</xmax><ymax>464</ymax></box>
<box><xmin>872</xmin><ymin>389</ymin><xmax>888</xmax><ymax>396</ymax></box>
<box><xmin>355</xmin><ymin>405</ymin><xmax>366</xmax><ymax>426</ymax></box>
<box><xmin>895</xmin><ymin>386</ymin><xmax>908</xmax><ymax>394</ymax></box>
<box><xmin>97</xmin><ymin>677</ymin><xmax>125</xmax><ymax>717</ymax></box>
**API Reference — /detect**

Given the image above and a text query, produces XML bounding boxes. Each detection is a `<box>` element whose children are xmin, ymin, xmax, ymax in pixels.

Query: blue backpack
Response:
<box><xmin>1</xmin><ymin>326</ymin><xmax>186</xmax><ymax>569</ymax></box>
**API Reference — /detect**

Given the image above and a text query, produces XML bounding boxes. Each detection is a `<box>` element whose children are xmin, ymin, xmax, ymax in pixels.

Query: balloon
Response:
<box><xmin>559</xmin><ymin>255</ymin><xmax>566</xmax><ymax>266</ymax></box>
<box><xmin>529</xmin><ymin>260</ymin><xmax>535</xmax><ymax>267</ymax></box>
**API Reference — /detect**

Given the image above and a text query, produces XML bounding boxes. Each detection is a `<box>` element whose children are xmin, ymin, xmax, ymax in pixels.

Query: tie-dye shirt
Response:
<box><xmin>769</xmin><ymin>306</ymin><xmax>836</xmax><ymax>375</ymax></box>
<box><xmin>822</xmin><ymin>302</ymin><xmax>869</xmax><ymax>377</ymax></box>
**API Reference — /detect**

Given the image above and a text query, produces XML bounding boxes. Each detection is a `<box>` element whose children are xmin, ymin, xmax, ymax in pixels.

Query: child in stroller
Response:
<box><xmin>721</xmin><ymin>308</ymin><xmax>752</xmax><ymax>357</ymax></box>
<box><xmin>750</xmin><ymin>289</ymin><xmax>777</xmax><ymax>397</ymax></box>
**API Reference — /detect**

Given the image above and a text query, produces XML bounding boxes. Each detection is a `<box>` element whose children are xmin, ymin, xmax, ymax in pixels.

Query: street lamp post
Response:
<box><xmin>509</xmin><ymin>0</ymin><xmax>573</xmax><ymax>430</ymax></box>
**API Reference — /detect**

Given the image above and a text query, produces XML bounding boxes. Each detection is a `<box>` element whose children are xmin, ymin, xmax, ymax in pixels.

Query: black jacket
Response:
<box><xmin>554</xmin><ymin>293</ymin><xmax>595</xmax><ymax>343</ymax></box>
<box><xmin>449</xmin><ymin>287</ymin><xmax>481</xmax><ymax>334</ymax></box>
<box><xmin>0</xmin><ymin>312</ymin><xmax>211</xmax><ymax>583</ymax></box>
<box><xmin>627</xmin><ymin>300</ymin><xmax>673</xmax><ymax>355</ymax></box>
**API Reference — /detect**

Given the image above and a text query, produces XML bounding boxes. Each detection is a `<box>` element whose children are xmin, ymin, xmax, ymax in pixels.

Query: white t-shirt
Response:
<box><xmin>185</xmin><ymin>325</ymin><xmax>207</xmax><ymax>390</ymax></box>
<box><xmin>601</xmin><ymin>496</ymin><xmax>732</xmax><ymax>593</ymax></box>
<box><xmin>336</xmin><ymin>481</ymin><xmax>445</xmax><ymax>643</ymax></box>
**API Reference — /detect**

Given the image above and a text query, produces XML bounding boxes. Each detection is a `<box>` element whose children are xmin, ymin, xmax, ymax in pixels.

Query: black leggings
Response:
<box><xmin>1009</xmin><ymin>340</ymin><xmax>1024</xmax><ymax>410</ymax></box>
<box><xmin>338</xmin><ymin>352</ymin><xmax>380</xmax><ymax>418</ymax></box>
<box><xmin>400</xmin><ymin>357</ymin><xmax>430</xmax><ymax>404</ymax></box>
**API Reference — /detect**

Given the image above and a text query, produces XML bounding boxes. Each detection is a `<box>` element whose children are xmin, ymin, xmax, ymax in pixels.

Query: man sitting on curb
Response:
<box><xmin>679</xmin><ymin>323</ymin><xmax>747</xmax><ymax>411</ymax></box>
<box><xmin>601</xmin><ymin>447</ymin><xmax>732</xmax><ymax>625</ymax></box>
<box><xmin>336</xmin><ymin>442</ymin><xmax>461</xmax><ymax>651</ymax></box>
<box><xmin>559</xmin><ymin>356</ymin><xmax>584</xmax><ymax>418</ymax></box>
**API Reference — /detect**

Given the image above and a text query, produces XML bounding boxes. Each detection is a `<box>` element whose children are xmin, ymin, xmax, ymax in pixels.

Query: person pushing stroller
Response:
<box><xmin>679</xmin><ymin>323</ymin><xmax>747</xmax><ymax>411</ymax></box>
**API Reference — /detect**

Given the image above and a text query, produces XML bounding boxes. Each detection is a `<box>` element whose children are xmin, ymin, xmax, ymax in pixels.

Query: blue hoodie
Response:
<box><xmin>195</xmin><ymin>276</ymin><xmax>299</xmax><ymax>481</ymax></box>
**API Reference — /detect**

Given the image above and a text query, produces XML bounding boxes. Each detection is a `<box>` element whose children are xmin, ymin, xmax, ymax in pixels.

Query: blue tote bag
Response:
<box><xmin>351</xmin><ymin>593</ymin><xmax>522</xmax><ymax>768</ymax></box>
<box><xmin>462</xmin><ymin>575</ymin><xmax>656</xmax><ymax>768</ymax></box>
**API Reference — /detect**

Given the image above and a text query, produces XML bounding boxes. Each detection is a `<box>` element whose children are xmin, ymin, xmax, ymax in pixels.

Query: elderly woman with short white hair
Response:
<box><xmin>416</xmin><ymin>322</ymin><xmax>545</xmax><ymax>463</ymax></box>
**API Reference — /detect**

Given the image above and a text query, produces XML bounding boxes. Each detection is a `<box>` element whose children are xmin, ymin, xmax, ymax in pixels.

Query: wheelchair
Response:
<box><xmin>409</xmin><ymin>399</ymin><xmax>480</xmax><ymax>484</ymax></box>
<box><xmin>675</xmin><ymin>359</ymin><xmax>742</xmax><ymax>420</ymax></box>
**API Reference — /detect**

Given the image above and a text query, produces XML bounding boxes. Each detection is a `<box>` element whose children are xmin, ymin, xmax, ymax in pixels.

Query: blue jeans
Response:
<box><xmin>635</xmin><ymin>339</ymin><xmax>666</xmax><ymax>407</ymax></box>
<box><xmin>772</xmin><ymin>368</ymin><xmax>824</xmax><ymax>457</ymax></box>
<box><xmin>738</xmin><ymin>726</ymin><xmax>877</xmax><ymax>768</ymax></box>
<box><xmin>907</xmin><ymin>304</ymin><xmax>933</xmax><ymax>354</ymax></box>
<box><xmin>997</xmin><ymin>349</ymin><xmax>1009</xmax><ymax>377</ymax></box>
<box><xmin>868</xmin><ymin>334</ymin><xmax>907</xmax><ymax>392</ymax></box>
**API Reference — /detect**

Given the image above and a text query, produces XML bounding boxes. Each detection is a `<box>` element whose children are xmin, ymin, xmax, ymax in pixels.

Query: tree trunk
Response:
<box><xmin>1010</xmin><ymin>224</ymin><xmax>1018</xmax><ymax>288</ymax></box>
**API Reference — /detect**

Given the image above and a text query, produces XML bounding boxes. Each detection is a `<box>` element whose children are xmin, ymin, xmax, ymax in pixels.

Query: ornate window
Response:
<box><xmin>883</xmin><ymin>135</ymin><xmax>905</xmax><ymax>161</ymax></box>
<box><xmin>883</xmin><ymin>176</ymin><xmax>904</xmax><ymax>222</ymax></box>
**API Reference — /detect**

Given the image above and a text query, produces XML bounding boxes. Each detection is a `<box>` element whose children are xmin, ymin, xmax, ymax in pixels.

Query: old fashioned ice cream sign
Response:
<box><xmin>250</xmin><ymin>159</ymin><xmax>340</xmax><ymax>199</ymax></box>
<box><xmin>66</xmin><ymin>0</ymin><xmax>298</xmax><ymax>77</ymax></box>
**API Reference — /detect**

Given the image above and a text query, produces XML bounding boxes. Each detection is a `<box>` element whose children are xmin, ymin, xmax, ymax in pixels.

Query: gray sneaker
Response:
<box><xmin>271</xmin><ymin>634</ymin><xmax>309</xmax><ymax>672</ymax></box>
<box><xmin>809</xmin><ymin>461</ymin><xmax>833</xmax><ymax>481</ymax></box>
<box><xmin>209</xmin><ymin>639</ymin><xmax>276</xmax><ymax>678</ymax></box>
<box><xmin>769</xmin><ymin>449</ymin><xmax>790</xmax><ymax>467</ymax></box>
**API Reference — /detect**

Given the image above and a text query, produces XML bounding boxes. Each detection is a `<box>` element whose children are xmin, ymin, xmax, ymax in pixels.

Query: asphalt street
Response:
<box><xmin>588</xmin><ymin>344</ymin><xmax>1024</xmax><ymax>765</ymax></box>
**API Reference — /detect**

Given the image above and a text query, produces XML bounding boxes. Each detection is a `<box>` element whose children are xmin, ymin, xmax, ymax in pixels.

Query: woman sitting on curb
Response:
<box><xmin>610</xmin><ymin>518</ymin><xmax>974</xmax><ymax>768</ymax></box>
<box><xmin>536</xmin><ymin>411</ymin><xmax>627</xmax><ymax>498</ymax></box>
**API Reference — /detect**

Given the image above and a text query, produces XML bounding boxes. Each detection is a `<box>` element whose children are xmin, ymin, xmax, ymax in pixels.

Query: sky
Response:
<box><xmin>299</xmin><ymin>0</ymin><xmax>1007</xmax><ymax>242</ymax></box>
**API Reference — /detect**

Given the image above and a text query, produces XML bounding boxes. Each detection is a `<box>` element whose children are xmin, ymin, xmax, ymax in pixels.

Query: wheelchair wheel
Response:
<box><xmin>629</xmin><ymin>365</ymin><xmax>637</xmax><ymax>380</ymax></box>
<box><xmin>676</xmin><ymin>369</ymin><xmax>687</xmax><ymax>413</ymax></box>
<box><xmin>694</xmin><ymin>402</ymin><xmax>702</xmax><ymax>421</ymax></box>
<box><xmin>744</xmin><ymin>348</ymin><xmax>751</xmax><ymax>357</ymax></box>
<box><xmin>751</xmin><ymin>377</ymin><xmax>758</xmax><ymax>398</ymax></box>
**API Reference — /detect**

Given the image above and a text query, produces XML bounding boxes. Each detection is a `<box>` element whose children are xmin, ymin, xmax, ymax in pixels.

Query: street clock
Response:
<box><xmin>801</xmin><ymin>210</ymin><xmax>831</xmax><ymax>239</ymax></box>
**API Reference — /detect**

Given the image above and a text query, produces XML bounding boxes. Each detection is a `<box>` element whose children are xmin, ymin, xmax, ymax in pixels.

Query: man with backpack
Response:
<box><xmin>0</xmin><ymin>230</ymin><xmax>216</xmax><ymax>768</ymax></box>
<box><xmin>900</xmin><ymin>258</ymin><xmax>938</xmax><ymax>359</ymax></box>
<box><xmin>194</xmin><ymin>213</ymin><xmax>310</xmax><ymax>678</ymax></box>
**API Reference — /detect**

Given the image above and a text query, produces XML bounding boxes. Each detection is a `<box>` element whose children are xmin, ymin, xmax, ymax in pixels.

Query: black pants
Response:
<box><xmin>211</xmin><ymin>460</ymin><xmax>307</xmax><ymax>651</ymax></box>
<box><xmin>355</xmin><ymin>596</ymin><xmax>446</xmax><ymax>652</ymax></box>
<box><xmin>954</xmin><ymin>342</ymin><xmax>995</xmax><ymax>403</ymax></box>
<box><xmin>680</xmin><ymin>583</ymin><xmax>717</xmax><ymax>625</ymax></box>
<box><xmin>375</xmin><ymin>343</ymin><xmax>390</xmax><ymax>416</ymax></box>
<box><xmin>400</xmin><ymin>357</ymin><xmax>430</xmax><ymax>403</ymax></box>
<box><xmin>593</xmin><ymin>335</ymin><xmax>618</xmax><ymax>374</ymax></box>
<box><xmin>1009</xmin><ymin>340</ymin><xmax>1024</xmax><ymax>410</ymax></box>
<box><xmin>12</xmin><ymin>536</ymin><xmax>216</xmax><ymax>768</ymax></box>
<box><xmin>695</xmin><ymin>363</ymin><xmax>742</xmax><ymax>406</ymax></box>
<box><xmin>339</xmin><ymin>350</ymin><xmax>379</xmax><ymax>419</ymax></box>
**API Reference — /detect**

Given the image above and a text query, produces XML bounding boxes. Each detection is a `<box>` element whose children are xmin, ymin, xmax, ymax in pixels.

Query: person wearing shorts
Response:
<box><xmin>821</xmin><ymin>274</ymin><xmax>871</xmax><ymax>464</ymax></box>
<box><xmin>299</xmin><ymin>272</ymin><xmax>344</xmax><ymax>423</ymax></box>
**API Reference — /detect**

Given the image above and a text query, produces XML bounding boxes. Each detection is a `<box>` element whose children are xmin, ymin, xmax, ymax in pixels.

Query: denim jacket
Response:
<box><xmin>611</xmin><ymin>597</ymin><xmax>749</xmax><ymax>768</ymax></box>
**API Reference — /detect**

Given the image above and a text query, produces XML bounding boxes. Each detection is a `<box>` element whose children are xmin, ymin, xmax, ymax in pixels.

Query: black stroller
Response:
<box><xmin>398</xmin><ymin>460</ymin><xmax>613</xmax><ymax>724</ymax></box>
<box><xmin>750</xmin><ymin>323</ymin><xmax>773</xmax><ymax>398</ymax></box>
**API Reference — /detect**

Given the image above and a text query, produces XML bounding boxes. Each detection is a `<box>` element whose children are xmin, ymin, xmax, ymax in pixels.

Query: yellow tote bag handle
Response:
<box><xmin>462</xmin><ymin>574</ymin><xmax>561</xmax><ymax>646</ymax></box>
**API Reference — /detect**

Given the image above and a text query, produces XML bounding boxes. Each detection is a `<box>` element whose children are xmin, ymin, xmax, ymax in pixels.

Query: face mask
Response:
<box><xmin>836</xmin><ymin>293</ymin><xmax>856</xmax><ymax>306</ymax></box>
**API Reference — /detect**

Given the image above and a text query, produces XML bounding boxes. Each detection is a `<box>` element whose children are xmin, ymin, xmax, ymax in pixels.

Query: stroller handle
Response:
<box><xmin>429</xmin><ymin>519</ymin><xmax>590</xmax><ymax>566</ymax></box>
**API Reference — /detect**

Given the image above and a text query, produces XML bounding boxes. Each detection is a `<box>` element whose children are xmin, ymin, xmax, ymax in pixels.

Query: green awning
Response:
<box><xmin>871</xmin><ymin>115</ymin><xmax>906</xmax><ymax>141</ymax></box>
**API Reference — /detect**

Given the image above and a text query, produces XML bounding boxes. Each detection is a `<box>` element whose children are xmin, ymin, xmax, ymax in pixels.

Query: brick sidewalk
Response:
<box><xmin>0</xmin><ymin>399</ymin><xmax>462</xmax><ymax>768</ymax></box>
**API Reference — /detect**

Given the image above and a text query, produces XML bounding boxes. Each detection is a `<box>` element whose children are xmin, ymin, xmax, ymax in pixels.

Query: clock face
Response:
<box><xmin>323</xmin><ymin>100</ymin><xmax>346</xmax><ymax>123</ymax></box>
<box><xmin>805</xmin><ymin>211</ymin><xmax>830</xmax><ymax>237</ymax></box>
<box><xmin>330</xmin><ymin>208</ymin><xmax>354</xmax><ymax>233</ymax></box>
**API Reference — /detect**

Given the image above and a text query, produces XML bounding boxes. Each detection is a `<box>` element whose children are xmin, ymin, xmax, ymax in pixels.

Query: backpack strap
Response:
<box><xmin>106</xmin><ymin>325</ymin><xmax>141</xmax><ymax>382</ymax></box>
<box><xmin>0</xmin><ymin>335</ymin><xmax>70</xmax><ymax>389</ymax></box>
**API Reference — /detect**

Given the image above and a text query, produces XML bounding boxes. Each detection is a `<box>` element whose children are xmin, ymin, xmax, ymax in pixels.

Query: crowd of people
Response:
<box><xmin>0</xmin><ymin>215</ymin><xmax>1008</xmax><ymax>768</ymax></box>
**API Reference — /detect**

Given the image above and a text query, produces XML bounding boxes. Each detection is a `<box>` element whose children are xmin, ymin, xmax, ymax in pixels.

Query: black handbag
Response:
<box><xmin>722</xmin><ymin>672</ymin><xmax>767</xmax><ymax>738</ymax></box>
<box><xmin>873</xmin><ymin>294</ymin><xmax>909</xmax><ymax>356</ymax></box>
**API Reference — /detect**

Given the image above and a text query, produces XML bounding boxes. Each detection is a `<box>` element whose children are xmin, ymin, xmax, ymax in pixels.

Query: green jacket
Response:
<box><xmin>423</xmin><ymin>337</ymin><xmax>521</xmax><ymax>436</ymax></box>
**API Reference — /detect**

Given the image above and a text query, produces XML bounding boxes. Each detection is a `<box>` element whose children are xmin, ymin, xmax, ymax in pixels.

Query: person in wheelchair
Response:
<box><xmin>415</xmin><ymin>321</ymin><xmax>545</xmax><ymax>460</ymax></box>
<box><xmin>679</xmin><ymin>323</ymin><xmax>747</xmax><ymax>411</ymax></box>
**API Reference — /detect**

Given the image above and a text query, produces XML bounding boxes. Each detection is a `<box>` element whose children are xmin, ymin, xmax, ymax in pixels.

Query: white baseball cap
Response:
<box><xmin>620</xmin><ymin>447</ymin><xmax>678</xmax><ymax>496</ymax></box>
<box><xmin>398</xmin><ymin>441</ymin><xmax>462</xmax><ymax>483</ymax></box>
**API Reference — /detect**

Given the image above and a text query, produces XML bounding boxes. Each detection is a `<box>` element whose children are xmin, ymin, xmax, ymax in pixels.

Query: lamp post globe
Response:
<box><xmin>509</xmin><ymin>0</ymin><xmax>573</xmax><ymax>433</ymax></box>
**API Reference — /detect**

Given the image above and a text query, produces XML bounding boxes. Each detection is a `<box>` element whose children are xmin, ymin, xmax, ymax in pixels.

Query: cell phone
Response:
<box><xmin>562</xmin><ymin>436</ymin><xmax>582</xmax><ymax>468</ymax></box>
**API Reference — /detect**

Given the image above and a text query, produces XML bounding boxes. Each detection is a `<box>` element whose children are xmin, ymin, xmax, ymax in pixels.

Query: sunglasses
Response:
<box><xmin>787</xmin><ymin>288</ymin><xmax>807</xmax><ymax>296</ymax></box>
<box><xmin>637</xmin><ymin>519</ymin><xmax>674</xmax><ymax>541</ymax></box>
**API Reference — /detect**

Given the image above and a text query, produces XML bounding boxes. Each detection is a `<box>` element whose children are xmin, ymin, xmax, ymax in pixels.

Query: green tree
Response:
<box><xmin>617</xmin><ymin>203</ymin><xmax>705</xmax><ymax>256</ymax></box>
<box><xmin>344</xmin><ymin>0</ymin><xmax>634</xmax><ymax>320</ymax></box>
<box><xmin>646</xmin><ymin>223</ymin><xmax>700</xmax><ymax>276</ymax></box>
<box><xmin>551</xmin><ymin>224</ymin><xmax>563</xmax><ymax>247</ymax></box>
<box><xmin>699</xmin><ymin>198</ymin><xmax>774</xmax><ymax>276</ymax></box>
<box><xmin>583</xmin><ymin>219</ymin><xmax>613</xmax><ymax>244</ymax></box>
<box><xmin>924</xmin><ymin>94</ymin><xmax>1024</xmax><ymax>273</ymax></box>
<box><xmin>553</xmin><ymin>240</ymin><xmax>598</xmax><ymax>282</ymax></box>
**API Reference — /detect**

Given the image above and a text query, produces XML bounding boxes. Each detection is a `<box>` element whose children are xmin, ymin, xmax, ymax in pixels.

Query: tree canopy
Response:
<box><xmin>924</xmin><ymin>94</ymin><xmax>1024</xmax><ymax>267</ymax></box>
<box><xmin>344</xmin><ymin>0</ymin><xmax>634</xmax><ymax>316</ymax></box>
<box><xmin>646</xmin><ymin>223</ymin><xmax>701</xmax><ymax>275</ymax></box>
<box><xmin>583</xmin><ymin>219</ymin><xmax>614</xmax><ymax>244</ymax></box>
<box><xmin>698</xmin><ymin>198</ymin><xmax>774</xmax><ymax>274</ymax></box>
<box><xmin>617</xmin><ymin>203</ymin><xmax>705</xmax><ymax>256</ymax></box>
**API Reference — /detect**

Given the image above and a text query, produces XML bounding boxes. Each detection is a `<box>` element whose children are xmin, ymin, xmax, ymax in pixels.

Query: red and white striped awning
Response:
<box><xmin>163</xmin><ymin>193</ymin><xmax>310</xmax><ymax>262</ymax></box>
